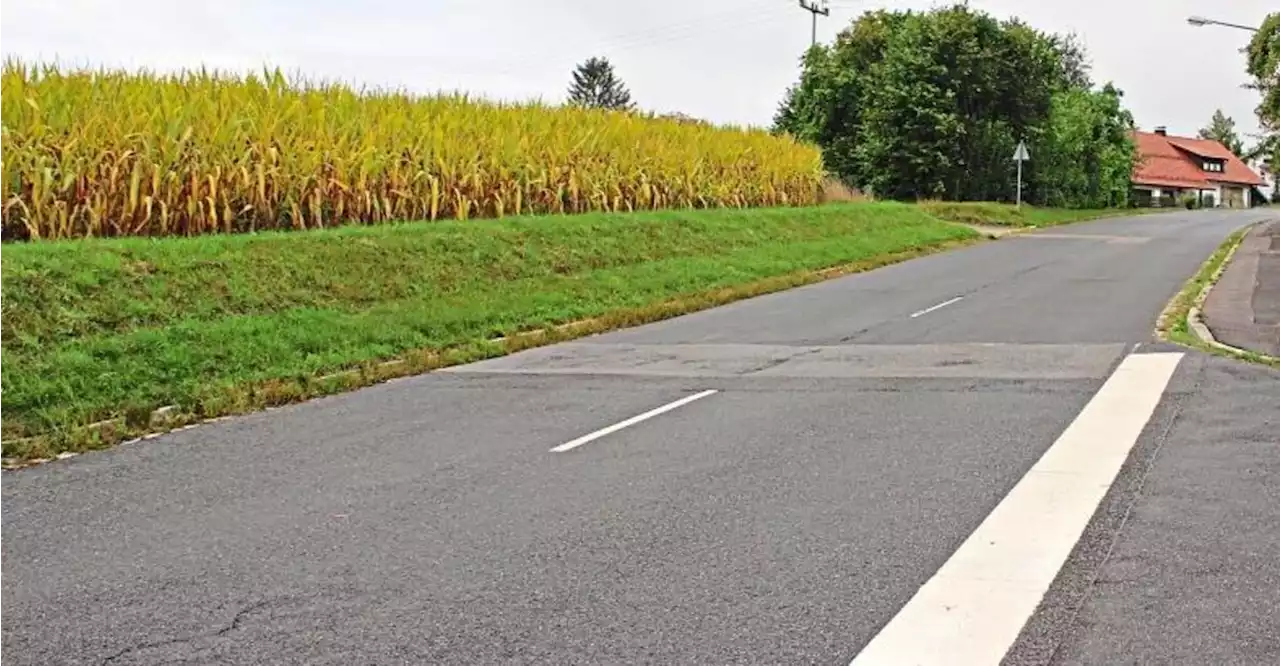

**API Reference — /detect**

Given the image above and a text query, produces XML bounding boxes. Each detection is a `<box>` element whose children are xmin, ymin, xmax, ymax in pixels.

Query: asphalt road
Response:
<box><xmin>4</xmin><ymin>209</ymin><xmax>1278</xmax><ymax>665</ymax></box>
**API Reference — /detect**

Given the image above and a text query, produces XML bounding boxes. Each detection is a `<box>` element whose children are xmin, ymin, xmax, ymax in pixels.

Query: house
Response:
<box><xmin>1250</xmin><ymin>157</ymin><xmax>1277</xmax><ymax>204</ymax></box>
<box><xmin>1131</xmin><ymin>126</ymin><xmax>1265</xmax><ymax>208</ymax></box>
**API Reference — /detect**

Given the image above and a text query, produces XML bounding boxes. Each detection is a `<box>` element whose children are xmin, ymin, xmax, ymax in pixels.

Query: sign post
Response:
<box><xmin>1012</xmin><ymin>140</ymin><xmax>1030</xmax><ymax>209</ymax></box>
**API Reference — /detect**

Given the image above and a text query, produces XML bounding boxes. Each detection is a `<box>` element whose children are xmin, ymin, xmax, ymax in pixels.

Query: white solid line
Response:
<box><xmin>549</xmin><ymin>390</ymin><xmax>718</xmax><ymax>453</ymax></box>
<box><xmin>910</xmin><ymin>296</ymin><xmax>964</xmax><ymax>318</ymax></box>
<box><xmin>848</xmin><ymin>351</ymin><xmax>1184</xmax><ymax>666</ymax></box>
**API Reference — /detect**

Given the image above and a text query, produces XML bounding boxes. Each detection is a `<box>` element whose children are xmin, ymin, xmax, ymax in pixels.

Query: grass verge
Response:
<box><xmin>919</xmin><ymin>201</ymin><xmax>1159</xmax><ymax>228</ymax></box>
<box><xmin>1155</xmin><ymin>224</ymin><xmax>1280</xmax><ymax>369</ymax></box>
<box><xmin>2</xmin><ymin>202</ymin><xmax>978</xmax><ymax>461</ymax></box>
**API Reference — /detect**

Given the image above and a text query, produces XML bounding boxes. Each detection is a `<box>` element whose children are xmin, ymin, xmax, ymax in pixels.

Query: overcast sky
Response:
<box><xmin>2</xmin><ymin>0</ymin><xmax>1273</xmax><ymax>143</ymax></box>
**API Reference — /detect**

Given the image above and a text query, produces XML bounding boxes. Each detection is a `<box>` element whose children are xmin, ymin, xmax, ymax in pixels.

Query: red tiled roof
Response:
<box><xmin>1132</xmin><ymin>131</ymin><xmax>1265</xmax><ymax>188</ymax></box>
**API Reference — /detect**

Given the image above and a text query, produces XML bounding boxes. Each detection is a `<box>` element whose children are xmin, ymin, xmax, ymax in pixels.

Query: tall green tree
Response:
<box><xmin>1032</xmin><ymin>84</ymin><xmax>1137</xmax><ymax>208</ymax></box>
<box><xmin>772</xmin><ymin>3</ymin><xmax>1130</xmax><ymax>206</ymax></box>
<box><xmin>1247</xmin><ymin>13</ymin><xmax>1280</xmax><ymax>128</ymax></box>
<box><xmin>1247</xmin><ymin>13</ymin><xmax>1280</xmax><ymax>178</ymax></box>
<box><xmin>1198</xmin><ymin>109</ymin><xmax>1244</xmax><ymax>156</ymax></box>
<box><xmin>1051</xmin><ymin>32</ymin><xmax>1093</xmax><ymax>90</ymax></box>
<box><xmin>773</xmin><ymin>10</ymin><xmax>906</xmax><ymax>188</ymax></box>
<box><xmin>567</xmin><ymin>57</ymin><xmax>634</xmax><ymax>110</ymax></box>
<box><xmin>853</xmin><ymin>18</ymin><xmax>955</xmax><ymax>198</ymax></box>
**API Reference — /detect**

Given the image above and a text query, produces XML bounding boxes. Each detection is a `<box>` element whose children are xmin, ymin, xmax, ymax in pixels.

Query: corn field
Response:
<box><xmin>1</xmin><ymin>61</ymin><xmax>825</xmax><ymax>240</ymax></box>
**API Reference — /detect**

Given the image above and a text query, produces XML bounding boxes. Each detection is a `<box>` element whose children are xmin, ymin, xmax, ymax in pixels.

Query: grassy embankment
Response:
<box><xmin>1</xmin><ymin>203</ymin><xmax>979</xmax><ymax>460</ymax></box>
<box><xmin>919</xmin><ymin>200</ymin><xmax>1154</xmax><ymax>228</ymax></box>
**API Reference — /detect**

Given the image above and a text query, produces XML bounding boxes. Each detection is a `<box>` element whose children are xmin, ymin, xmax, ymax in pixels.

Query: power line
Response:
<box><xmin>585</xmin><ymin>5</ymin><xmax>792</xmax><ymax>55</ymax></box>
<box><xmin>588</xmin><ymin>0</ymin><xmax>786</xmax><ymax>47</ymax></box>
<box><xmin>483</xmin><ymin>3</ymin><xmax>794</xmax><ymax>79</ymax></box>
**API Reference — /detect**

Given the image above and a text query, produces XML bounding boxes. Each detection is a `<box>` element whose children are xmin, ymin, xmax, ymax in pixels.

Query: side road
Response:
<box><xmin>3</xmin><ymin>209</ymin><xmax>1278</xmax><ymax>665</ymax></box>
<box><xmin>1203</xmin><ymin>218</ymin><xmax>1280</xmax><ymax>356</ymax></box>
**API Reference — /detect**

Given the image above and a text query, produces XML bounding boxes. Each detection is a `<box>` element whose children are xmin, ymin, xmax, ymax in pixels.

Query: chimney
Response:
<box><xmin>1154</xmin><ymin>126</ymin><xmax>1167</xmax><ymax>136</ymax></box>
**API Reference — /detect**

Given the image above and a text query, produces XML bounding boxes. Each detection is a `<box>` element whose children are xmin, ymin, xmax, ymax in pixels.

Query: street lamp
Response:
<box><xmin>1186</xmin><ymin>16</ymin><xmax>1258</xmax><ymax>32</ymax></box>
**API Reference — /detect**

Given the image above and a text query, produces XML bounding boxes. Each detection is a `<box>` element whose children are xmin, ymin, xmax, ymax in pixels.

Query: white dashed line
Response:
<box><xmin>910</xmin><ymin>296</ymin><xmax>964</xmax><ymax>318</ymax></box>
<box><xmin>848</xmin><ymin>352</ymin><xmax>1184</xmax><ymax>666</ymax></box>
<box><xmin>550</xmin><ymin>390</ymin><xmax>718</xmax><ymax>453</ymax></box>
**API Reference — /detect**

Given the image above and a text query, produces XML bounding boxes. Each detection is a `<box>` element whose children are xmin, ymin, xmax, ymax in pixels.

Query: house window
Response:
<box><xmin>1203</xmin><ymin>160</ymin><xmax>1224</xmax><ymax>173</ymax></box>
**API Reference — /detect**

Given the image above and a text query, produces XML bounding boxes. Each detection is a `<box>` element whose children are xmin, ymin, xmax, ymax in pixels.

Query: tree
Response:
<box><xmin>567</xmin><ymin>57</ymin><xmax>633</xmax><ymax>110</ymax></box>
<box><xmin>853</xmin><ymin>11</ymin><xmax>963</xmax><ymax>199</ymax></box>
<box><xmin>1247</xmin><ymin>13</ymin><xmax>1280</xmax><ymax>129</ymax></box>
<box><xmin>773</xmin><ymin>10</ymin><xmax>906</xmax><ymax>189</ymax></box>
<box><xmin>1246</xmin><ymin>13</ymin><xmax>1280</xmax><ymax>179</ymax></box>
<box><xmin>772</xmin><ymin>3</ymin><xmax>1128</xmax><ymax>205</ymax></box>
<box><xmin>1198</xmin><ymin>109</ymin><xmax>1244</xmax><ymax>156</ymax></box>
<box><xmin>1050</xmin><ymin>32</ymin><xmax>1093</xmax><ymax>91</ymax></box>
<box><xmin>1244</xmin><ymin>134</ymin><xmax>1278</xmax><ymax>162</ymax></box>
<box><xmin>1033</xmin><ymin>84</ymin><xmax>1137</xmax><ymax>208</ymax></box>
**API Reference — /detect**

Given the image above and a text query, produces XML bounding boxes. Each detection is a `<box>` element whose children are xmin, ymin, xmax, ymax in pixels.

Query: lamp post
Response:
<box><xmin>1186</xmin><ymin>16</ymin><xmax>1258</xmax><ymax>32</ymax></box>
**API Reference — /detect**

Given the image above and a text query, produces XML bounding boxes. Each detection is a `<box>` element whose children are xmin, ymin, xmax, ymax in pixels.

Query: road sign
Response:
<box><xmin>1013</xmin><ymin>140</ymin><xmax>1030</xmax><ymax>161</ymax></box>
<box><xmin>1013</xmin><ymin>140</ymin><xmax>1029</xmax><ymax>208</ymax></box>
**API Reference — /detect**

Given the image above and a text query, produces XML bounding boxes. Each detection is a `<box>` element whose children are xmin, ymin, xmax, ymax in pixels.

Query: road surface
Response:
<box><xmin>4</xmin><ymin>209</ymin><xmax>1279</xmax><ymax>665</ymax></box>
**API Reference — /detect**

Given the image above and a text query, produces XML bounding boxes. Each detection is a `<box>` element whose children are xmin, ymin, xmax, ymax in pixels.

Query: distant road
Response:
<box><xmin>5</xmin><ymin>209</ymin><xmax>1278</xmax><ymax>665</ymax></box>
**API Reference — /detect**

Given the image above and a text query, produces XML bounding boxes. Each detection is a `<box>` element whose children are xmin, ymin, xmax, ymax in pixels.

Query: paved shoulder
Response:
<box><xmin>1203</xmin><ymin>218</ymin><xmax>1280</xmax><ymax>356</ymax></box>
<box><xmin>1006</xmin><ymin>352</ymin><xmax>1280</xmax><ymax>665</ymax></box>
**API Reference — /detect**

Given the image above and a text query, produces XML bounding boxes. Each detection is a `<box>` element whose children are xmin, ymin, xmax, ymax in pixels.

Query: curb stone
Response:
<box><xmin>149</xmin><ymin>405</ymin><xmax>179</xmax><ymax>427</ymax></box>
<box><xmin>1183</xmin><ymin>223</ymin><xmax>1280</xmax><ymax>363</ymax></box>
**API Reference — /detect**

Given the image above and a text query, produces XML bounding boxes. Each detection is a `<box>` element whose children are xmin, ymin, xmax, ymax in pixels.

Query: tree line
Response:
<box><xmin>772</xmin><ymin>4</ymin><xmax>1136</xmax><ymax>209</ymax></box>
<box><xmin>563</xmin><ymin>7</ymin><xmax>1280</xmax><ymax>205</ymax></box>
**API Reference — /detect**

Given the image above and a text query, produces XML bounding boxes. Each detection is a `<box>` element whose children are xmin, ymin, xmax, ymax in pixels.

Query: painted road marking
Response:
<box><xmin>910</xmin><ymin>296</ymin><xmax>964</xmax><ymax>318</ymax></box>
<box><xmin>848</xmin><ymin>351</ymin><xmax>1184</xmax><ymax>666</ymax></box>
<box><xmin>549</xmin><ymin>390</ymin><xmax>718</xmax><ymax>453</ymax></box>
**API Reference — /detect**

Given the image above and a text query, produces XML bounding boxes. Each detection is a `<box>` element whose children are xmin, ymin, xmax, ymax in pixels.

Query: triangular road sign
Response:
<box><xmin>1013</xmin><ymin>140</ymin><xmax>1030</xmax><ymax>161</ymax></box>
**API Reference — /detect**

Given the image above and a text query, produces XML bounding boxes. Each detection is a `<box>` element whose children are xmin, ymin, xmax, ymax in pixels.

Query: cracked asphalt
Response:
<box><xmin>3</xmin><ymin>209</ymin><xmax>1278</xmax><ymax>665</ymax></box>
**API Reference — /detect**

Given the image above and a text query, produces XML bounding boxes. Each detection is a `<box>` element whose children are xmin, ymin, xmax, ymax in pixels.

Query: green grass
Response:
<box><xmin>2</xmin><ymin>202</ymin><xmax>979</xmax><ymax>459</ymax></box>
<box><xmin>918</xmin><ymin>201</ymin><xmax>1146</xmax><ymax>228</ymax></box>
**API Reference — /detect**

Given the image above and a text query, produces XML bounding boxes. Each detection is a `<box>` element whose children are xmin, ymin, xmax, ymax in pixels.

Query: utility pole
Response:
<box><xmin>798</xmin><ymin>0</ymin><xmax>830</xmax><ymax>47</ymax></box>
